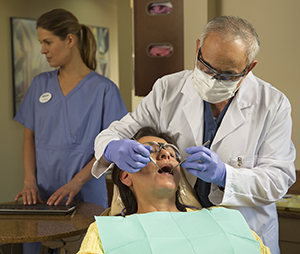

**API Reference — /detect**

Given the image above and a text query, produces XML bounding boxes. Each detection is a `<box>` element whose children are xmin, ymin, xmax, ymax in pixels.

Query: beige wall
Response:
<box><xmin>0</xmin><ymin>0</ymin><xmax>298</xmax><ymax>203</ymax></box>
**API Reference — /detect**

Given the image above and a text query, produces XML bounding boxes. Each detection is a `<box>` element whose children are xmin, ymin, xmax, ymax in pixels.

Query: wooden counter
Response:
<box><xmin>277</xmin><ymin>170</ymin><xmax>300</xmax><ymax>254</ymax></box>
<box><xmin>0</xmin><ymin>201</ymin><xmax>105</xmax><ymax>243</ymax></box>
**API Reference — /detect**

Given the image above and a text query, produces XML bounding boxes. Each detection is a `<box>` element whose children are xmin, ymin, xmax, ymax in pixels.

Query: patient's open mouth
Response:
<box><xmin>158</xmin><ymin>165</ymin><xmax>173</xmax><ymax>174</ymax></box>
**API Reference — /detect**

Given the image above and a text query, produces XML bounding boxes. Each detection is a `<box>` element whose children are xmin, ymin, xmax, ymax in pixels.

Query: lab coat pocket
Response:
<box><xmin>228</xmin><ymin>155</ymin><xmax>257</xmax><ymax>168</ymax></box>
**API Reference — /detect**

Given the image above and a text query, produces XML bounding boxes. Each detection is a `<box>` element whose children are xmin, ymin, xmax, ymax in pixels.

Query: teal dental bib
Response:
<box><xmin>95</xmin><ymin>207</ymin><xmax>260</xmax><ymax>254</ymax></box>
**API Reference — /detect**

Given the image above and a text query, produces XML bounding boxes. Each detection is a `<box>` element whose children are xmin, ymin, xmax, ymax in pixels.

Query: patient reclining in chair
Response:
<box><xmin>77</xmin><ymin>127</ymin><xmax>271</xmax><ymax>254</ymax></box>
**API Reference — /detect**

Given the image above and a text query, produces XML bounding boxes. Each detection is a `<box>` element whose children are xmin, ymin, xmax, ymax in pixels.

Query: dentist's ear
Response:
<box><xmin>119</xmin><ymin>170</ymin><xmax>133</xmax><ymax>187</ymax></box>
<box><xmin>196</xmin><ymin>39</ymin><xmax>200</xmax><ymax>52</ymax></box>
<box><xmin>234</xmin><ymin>60</ymin><xmax>258</xmax><ymax>92</ymax></box>
<box><xmin>195</xmin><ymin>39</ymin><xmax>200</xmax><ymax>58</ymax></box>
<box><xmin>193</xmin><ymin>39</ymin><xmax>201</xmax><ymax>69</ymax></box>
<box><xmin>245</xmin><ymin>60</ymin><xmax>258</xmax><ymax>75</ymax></box>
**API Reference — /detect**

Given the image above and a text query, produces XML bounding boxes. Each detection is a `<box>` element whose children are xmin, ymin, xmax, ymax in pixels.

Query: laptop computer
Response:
<box><xmin>0</xmin><ymin>202</ymin><xmax>77</xmax><ymax>215</ymax></box>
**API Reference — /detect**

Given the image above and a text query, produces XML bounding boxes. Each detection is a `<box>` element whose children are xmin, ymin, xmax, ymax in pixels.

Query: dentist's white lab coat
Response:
<box><xmin>94</xmin><ymin>70</ymin><xmax>296</xmax><ymax>254</ymax></box>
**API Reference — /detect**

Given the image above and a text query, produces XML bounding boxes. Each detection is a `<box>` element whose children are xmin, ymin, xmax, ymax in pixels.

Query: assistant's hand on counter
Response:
<box><xmin>16</xmin><ymin>127</ymin><xmax>43</xmax><ymax>205</ymax></box>
<box><xmin>15</xmin><ymin>182</ymin><xmax>43</xmax><ymax>205</ymax></box>
<box><xmin>182</xmin><ymin>146</ymin><xmax>226</xmax><ymax>187</ymax></box>
<box><xmin>47</xmin><ymin>157</ymin><xmax>96</xmax><ymax>206</ymax></box>
<box><xmin>47</xmin><ymin>179</ymin><xmax>82</xmax><ymax>206</ymax></box>
<box><xmin>103</xmin><ymin>139</ymin><xmax>152</xmax><ymax>173</ymax></box>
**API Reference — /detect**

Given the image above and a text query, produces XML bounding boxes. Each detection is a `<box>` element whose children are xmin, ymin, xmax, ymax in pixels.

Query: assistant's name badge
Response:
<box><xmin>39</xmin><ymin>92</ymin><xmax>52</xmax><ymax>103</ymax></box>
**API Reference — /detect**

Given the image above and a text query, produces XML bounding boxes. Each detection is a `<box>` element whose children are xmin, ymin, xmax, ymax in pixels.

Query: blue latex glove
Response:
<box><xmin>181</xmin><ymin>146</ymin><xmax>226</xmax><ymax>187</ymax></box>
<box><xmin>103</xmin><ymin>139</ymin><xmax>152</xmax><ymax>173</ymax></box>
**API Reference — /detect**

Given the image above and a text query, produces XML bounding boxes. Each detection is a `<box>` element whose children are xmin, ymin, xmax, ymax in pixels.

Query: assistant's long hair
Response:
<box><xmin>37</xmin><ymin>8</ymin><xmax>97</xmax><ymax>70</ymax></box>
<box><xmin>112</xmin><ymin>127</ymin><xmax>185</xmax><ymax>215</ymax></box>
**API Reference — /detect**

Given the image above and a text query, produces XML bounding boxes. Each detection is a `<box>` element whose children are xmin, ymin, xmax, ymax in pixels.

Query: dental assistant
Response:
<box><xmin>92</xmin><ymin>16</ymin><xmax>296</xmax><ymax>254</ymax></box>
<box><xmin>14</xmin><ymin>9</ymin><xmax>127</xmax><ymax>211</ymax></box>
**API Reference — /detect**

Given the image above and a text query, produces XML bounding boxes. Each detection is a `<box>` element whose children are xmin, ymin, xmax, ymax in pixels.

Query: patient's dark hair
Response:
<box><xmin>112</xmin><ymin>126</ymin><xmax>185</xmax><ymax>215</ymax></box>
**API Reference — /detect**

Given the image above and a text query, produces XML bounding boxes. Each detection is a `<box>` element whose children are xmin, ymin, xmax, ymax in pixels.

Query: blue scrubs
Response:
<box><xmin>194</xmin><ymin>98</ymin><xmax>233</xmax><ymax>207</ymax></box>
<box><xmin>15</xmin><ymin>69</ymin><xmax>127</xmax><ymax>208</ymax></box>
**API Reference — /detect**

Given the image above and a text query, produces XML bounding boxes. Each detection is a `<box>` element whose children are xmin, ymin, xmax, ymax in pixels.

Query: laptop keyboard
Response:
<box><xmin>0</xmin><ymin>202</ymin><xmax>77</xmax><ymax>215</ymax></box>
<box><xmin>0</xmin><ymin>203</ymin><xmax>71</xmax><ymax>210</ymax></box>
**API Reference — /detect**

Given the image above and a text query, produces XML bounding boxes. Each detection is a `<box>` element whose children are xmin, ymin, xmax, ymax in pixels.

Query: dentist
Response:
<box><xmin>92</xmin><ymin>16</ymin><xmax>296</xmax><ymax>254</ymax></box>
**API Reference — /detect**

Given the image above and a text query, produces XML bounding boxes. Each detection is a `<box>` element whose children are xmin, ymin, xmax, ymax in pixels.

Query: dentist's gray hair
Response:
<box><xmin>200</xmin><ymin>16</ymin><xmax>260</xmax><ymax>66</ymax></box>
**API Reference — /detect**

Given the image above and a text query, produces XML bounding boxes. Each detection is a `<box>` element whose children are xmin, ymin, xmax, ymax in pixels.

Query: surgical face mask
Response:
<box><xmin>192</xmin><ymin>67</ymin><xmax>241</xmax><ymax>104</ymax></box>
